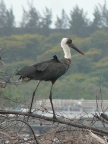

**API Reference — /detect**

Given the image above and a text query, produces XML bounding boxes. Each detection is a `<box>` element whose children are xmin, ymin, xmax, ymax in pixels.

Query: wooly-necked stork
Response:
<box><xmin>16</xmin><ymin>38</ymin><xmax>84</xmax><ymax>119</ymax></box>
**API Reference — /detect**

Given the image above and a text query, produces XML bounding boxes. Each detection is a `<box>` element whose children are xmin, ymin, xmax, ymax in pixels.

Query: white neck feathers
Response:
<box><xmin>61</xmin><ymin>38</ymin><xmax>71</xmax><ymax>59</ymax></box>
<box><xmin>63</xmin><ymin>46</ymin><xmax>71</xmax><ymax>59</ymax></box>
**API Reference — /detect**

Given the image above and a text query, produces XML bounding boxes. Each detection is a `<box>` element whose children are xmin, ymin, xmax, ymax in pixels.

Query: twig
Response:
<box><xmin>101</xmin><ymin>113</ymin><xmax>108</xmax><ymax>121</ymax></box>
<box><xmin>0</xmin><ymin>118</ymin><xmax>39</xmax><ymax>144</ymax></box>
<box><xmin>15</xmin><ymin>119</ymin><xmax>39</xmax><ymax>144</ymax></box>
<box><xmin>0</xmin><ymin>48</ymin><xmax>9</xmax><ymax>56</ymax></box>
<box><xmin>0</xmin><ymin>130</ymin><xmax>13</xmax><ymax>144</ymax></box>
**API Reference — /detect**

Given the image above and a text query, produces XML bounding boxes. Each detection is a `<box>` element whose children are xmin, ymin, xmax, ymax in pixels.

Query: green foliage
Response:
<box><xmin>41</xmin><ymin>7</ymin><xmax>52</xmax><ymax>29</ymax></box>
<box><xmin>55</xmin><ymin>9</ymin><xmax>69</xmax><ymax>29</ymax></box>
<box><xmin>20</xmin><ymin>3</ymin><xmax>41</xmax><ymax>28</ymax></box>
<box><xmin>69</xmin><ymin>5</ymin><xmax>89</xmax><ymax>37</ymax></box>
<box><xmin>1</xmin><ymin>30</ymin><xmax>108</xmax><ymax>100</ymax></box>
<box><xmin>91</xmin><ymin>30</ymin><xmax>108</xmax><ymax>49</ymax></box>
<box><xmin>0</xmin><ymin>0</ymin><xmax>15</xmax><ymax>28</ymax></box>
<box><xmin>1</xmin><ymin>0</ymin><xmax>108</xmax><ymax>37</ymax></box>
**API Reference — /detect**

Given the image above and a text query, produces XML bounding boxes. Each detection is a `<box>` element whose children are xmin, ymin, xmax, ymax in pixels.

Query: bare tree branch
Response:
<box><xmin>0</xmin><ymin>110</ymin><xmax>108</xmax><ymax>136</ymax></box>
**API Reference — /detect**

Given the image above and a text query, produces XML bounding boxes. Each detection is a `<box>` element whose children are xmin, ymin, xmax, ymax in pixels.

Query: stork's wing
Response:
<box><xmin>16</xmin><ymin>58</ymin><xmax>55</xmax><ymax>78</ymax></box>
<box><xmin>34</xmin><ymin>63</ymin><xmax>49</xmax><ymax>71</ymax></box>
<box><xmin>16</xmin><ymin>66</ymin><xmax>36</xmax><ymax>78</ymax></box>
<box><xmin>33</xmin><ymin>55</ymin><xmax>60</xmax><ymax>71</ymax></box>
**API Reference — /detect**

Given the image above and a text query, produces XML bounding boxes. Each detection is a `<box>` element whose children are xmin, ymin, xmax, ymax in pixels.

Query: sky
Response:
<box><xmin>3</xmin><ymin>0</ymin><xmax>107</xmax><ymax>27</ymax></box>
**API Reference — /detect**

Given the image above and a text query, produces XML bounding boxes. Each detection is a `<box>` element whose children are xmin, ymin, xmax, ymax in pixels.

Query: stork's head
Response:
<box><xmin>61</xmin><ymin>38</ymin><xmax>84</xmax><ymax>55</ymax></box>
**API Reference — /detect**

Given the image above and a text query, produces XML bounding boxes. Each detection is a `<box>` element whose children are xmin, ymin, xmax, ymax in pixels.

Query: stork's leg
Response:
<box><xmin>29</xmin><ymin>80</ymin><xmax>40</xmax><ymax>113</ymax></box>
<box><xmin>49</xmin><ymin>83</ymin><xmax>56</xmax><ymax>119</ymax></box>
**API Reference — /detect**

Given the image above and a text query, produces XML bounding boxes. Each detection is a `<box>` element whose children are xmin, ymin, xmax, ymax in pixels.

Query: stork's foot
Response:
<box><xmin>53</xmin><ymin>114</ymin><xmax>57</xmax><ymax>121</ymax></box>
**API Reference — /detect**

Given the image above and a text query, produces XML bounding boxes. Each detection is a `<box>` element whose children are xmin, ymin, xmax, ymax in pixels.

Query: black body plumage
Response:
<box><xmin>16</xmin><ymin>55</ymin><xmax>71</xmax><ymax>84</ymax></box>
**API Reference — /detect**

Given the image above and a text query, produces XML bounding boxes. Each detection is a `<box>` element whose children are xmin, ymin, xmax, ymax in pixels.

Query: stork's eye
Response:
<box><xmin>67</xmin><ymin>39</ymin><xmax>72</xmax><ymax>44</ymax></box>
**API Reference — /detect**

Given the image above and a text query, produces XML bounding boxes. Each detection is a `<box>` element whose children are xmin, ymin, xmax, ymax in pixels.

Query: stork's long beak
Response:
<box><xmin>69</xmin><ymin>43</ymin><xmax>84</xmax><ymax>55</ymax></box>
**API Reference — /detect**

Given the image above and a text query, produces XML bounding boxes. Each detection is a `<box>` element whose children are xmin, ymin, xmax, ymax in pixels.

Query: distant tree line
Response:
<box><xmin>0</xmin><ymin>0</ymin><xmax>108</xmax><ymax>37</ymax></box>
